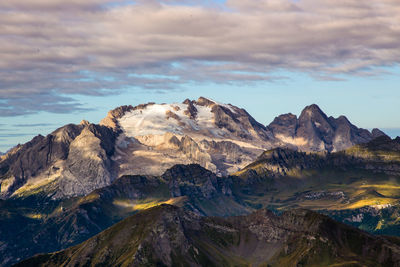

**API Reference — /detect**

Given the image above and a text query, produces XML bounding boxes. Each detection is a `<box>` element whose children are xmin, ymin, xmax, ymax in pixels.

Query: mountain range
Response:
<box><xmin>0</xmin><ymin>97</ymin><xmax>386</xmax><ymax>200</ymax></box>
<box><xmin>0</xmin><ymin>97</ymin><xmax>399</xmax><ymax>266</ymax></box>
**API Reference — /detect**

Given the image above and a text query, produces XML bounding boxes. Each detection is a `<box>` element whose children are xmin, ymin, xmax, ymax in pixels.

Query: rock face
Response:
<box><xmin>268</xmin><ymin>104</ymin><xmax>387</xmax><ymax>152</ymax></box>
<box><xmin>0</xmin><ymin>123</ymin><xmax>117</xmax><ymax>199</ymax></box>
<box><xmin>16</xmin><ymin>205</ymin><xmax>400</xmax><ymax>267</ymax></box>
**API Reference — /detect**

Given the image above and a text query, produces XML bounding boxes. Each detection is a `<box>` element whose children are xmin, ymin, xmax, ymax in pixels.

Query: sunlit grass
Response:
<box><xmin>12</xmin><ymin>176</ymin><xmax>57</xmax><ymax>197</ymax></box>
<box><xmin>345</xmin><ymin>198</ymin><xmax>395</xmax><ymax>209</ymax></box>
<box><xmin>24</xmin><ymin>213</ymin><xmax>44</xmax><ymax>220</ymax></box>
<box><xmin>328</xmin><ymin>261</ymin><xmax>361</xmax><ymax>267</ymax></box>
<box><xmin>113</xmin><ymin>196</ymin><xmax>187</xmax><ymax>211</ymax></box>
<box><xmin>78</xmin><ymin>192</ymin><xmax>100</xmax><ymax>204</ymax></box>
<box><xmin>360</xmin><ymin>184</ymin><xmax>400</xmax><ymax>190</ymax></box>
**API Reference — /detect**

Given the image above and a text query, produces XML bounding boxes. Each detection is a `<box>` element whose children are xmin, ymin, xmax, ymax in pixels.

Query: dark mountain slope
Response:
<box><xmin>16</xmin><ymin>205</ymin><xmax>400</xmax><ymax>267</ymax></box>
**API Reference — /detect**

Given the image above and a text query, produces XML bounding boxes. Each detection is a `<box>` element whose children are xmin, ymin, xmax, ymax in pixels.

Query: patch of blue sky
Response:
<box><xmin>380</xmin><ymin>128</ymin><xmax>400</xmax><ymax>139</ymax></box>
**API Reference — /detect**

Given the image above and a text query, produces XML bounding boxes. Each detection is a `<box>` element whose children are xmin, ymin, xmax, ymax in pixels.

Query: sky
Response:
<box><xmin>1</xmin><ymin>0</ymin><xmax>400</xmax><ymax>152</ymax></box>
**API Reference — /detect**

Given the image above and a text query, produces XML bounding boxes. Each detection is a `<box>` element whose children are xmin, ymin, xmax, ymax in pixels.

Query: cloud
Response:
<box><xmin>0</xmin><ymin>0</ymin><xmax>399</xmax><ymax>115</ymax></box>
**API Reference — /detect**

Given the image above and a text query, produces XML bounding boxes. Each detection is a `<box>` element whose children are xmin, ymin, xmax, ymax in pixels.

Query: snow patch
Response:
<box><xmin>118</xmin><ymin>102</ymin><xmax>217</xmax><ymax>138</ymax></box>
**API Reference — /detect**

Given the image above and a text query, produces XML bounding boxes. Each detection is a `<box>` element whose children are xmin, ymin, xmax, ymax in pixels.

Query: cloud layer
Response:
<box><xmin>1</xmin><ymin>0</ymin><xmax>399</xmax><ymax>115</ymax></box>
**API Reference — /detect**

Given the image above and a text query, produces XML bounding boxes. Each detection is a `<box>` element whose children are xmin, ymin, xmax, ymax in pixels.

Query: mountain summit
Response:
<box><xmin>100</xmin><ymin>97</ymin><xmax>275</xmax><ymax>178</ymax></box>
<box><xmin>268</xmin><ymin>103</ymin><xmax>387</xmax><ymax>151</ymax></box>
<box><xmin>0</xmin><ymin>98</ymin><xmax>386</xmax><ymax>199</ymax></box>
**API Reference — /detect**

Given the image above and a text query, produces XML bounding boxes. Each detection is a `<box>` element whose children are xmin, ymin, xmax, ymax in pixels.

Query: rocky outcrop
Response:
<box><xmin>178</xmin><ymin>136</ymin><xmax>214</xmax><ymax>171</ymax></box>
<box><xmin>372</xmin><ymin>128</ymin><xmax>388</xmax><ymax>139</ymax></box>
<box><xmin>0</xmin><ymin>123</ymin><xmax>117</xmax><ymax>199</ymax></box>
<box><xmin>16</xmin><ymin>205</ymin><xmax>400</xmax><ymax>267</ymax></box>
<box><xmin>0</xmin><ymin>124</ymin><xmax>83</xmax><ymax>198</ymax></box>
<box><xmin>55</xmin><ymin>126</ymin><xmax>115</xmax><ymax>198</ymax></box>
<box><xmin>268</xmin><ymin>113</ymin><xmax>297</xmax><ymax>138</ymax></box>
<box><xmin>163</xmin><ymin>164</ymin><xmax>221</xmax><ymax>200</ymax></box>
<box><xmin>241</xmin><ymin>148</ymin><xmax>326</xmax><ymax>177</ymax></box>
<box><xmin>99</xmin><ymin>105</ymin><xmax>134</xmax><ymax>130</ymax></box>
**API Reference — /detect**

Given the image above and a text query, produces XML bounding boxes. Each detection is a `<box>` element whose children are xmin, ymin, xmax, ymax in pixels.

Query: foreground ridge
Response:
<box><xmin>15</xmin><ymin>204</ymin><xmax>400</xmax><ymax>267</ymax></box>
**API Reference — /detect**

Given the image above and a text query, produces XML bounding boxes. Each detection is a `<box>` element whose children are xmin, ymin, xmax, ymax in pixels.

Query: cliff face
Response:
<box><xmin>16</xmin><ymin>205</ymin><xmax>400</xmax><ymax>267</ymax></box>
<box><xmin>0</xmin><ymin>122</ymin><xmax>117</xmax><ymax>199</ymax></box>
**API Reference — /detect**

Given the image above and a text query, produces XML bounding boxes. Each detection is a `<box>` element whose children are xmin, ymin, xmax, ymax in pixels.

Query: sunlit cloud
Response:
<box><xmin>0</xmin><ymin>0</ymin><xmax>399</xmax><ymax>115</ymax></box>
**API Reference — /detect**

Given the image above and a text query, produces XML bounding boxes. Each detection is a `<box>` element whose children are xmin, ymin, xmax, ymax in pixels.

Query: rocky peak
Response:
<box><xmin>162</xmin><ymin>164</ymin><xmax>219</xmax><ymax>200</ymax></box>
<box><xmin>299</xmin><ymin>104</ymin><xmax>326</xmax><ymax>119</ymax></box>
<box><xmin>268</xmin><ymin>104</ymin><xmax>388</xmax><ymax>152</ymax></box>
<box><xmin>268</xmin><ymin>113</ymin><xmax>297</xmax><ymax>137</ymax></box>
<box><xmin>79</xmin><ymin>120</ymin><xmax>90</xmax><ymax>126</ymax></box>
<box><xmin>100</xmin><ymin>105</ymin><xmax>134</xmax><ymax>130</ymax></box>
<box><xmin>195</xmin><ymin>96</ymin><xmax>215</xmax><ymax>107</ymax></box>
<box><xmin>360</xmin><ymin>135</ymin><xmax>400</xmax><ymax>152</ymax></box>
<box><xmin>0</xmin><ymin>122</ymin><xmax>117</xmax><ymax>199</ymax></box>
<box><xmin>298</xmin><ymin>104</ymin><xmax>332</xmax><ymax>130</ymax></box>
<box><xmin>335</xmin><ymin>115</ymin><xmax>351</xmax><ymax>125</ymax></box>
<box><xmin>182</xmin><ymin>99</ymin><xmax>198</xmax><ymax>119</ymax></box>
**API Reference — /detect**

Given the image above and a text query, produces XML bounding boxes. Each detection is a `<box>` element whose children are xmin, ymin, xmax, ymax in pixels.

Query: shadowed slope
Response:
<box><xmin>16</xmin><ymin>205</ymin><xmax>400</xmax><ymax>267</ymax></box>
